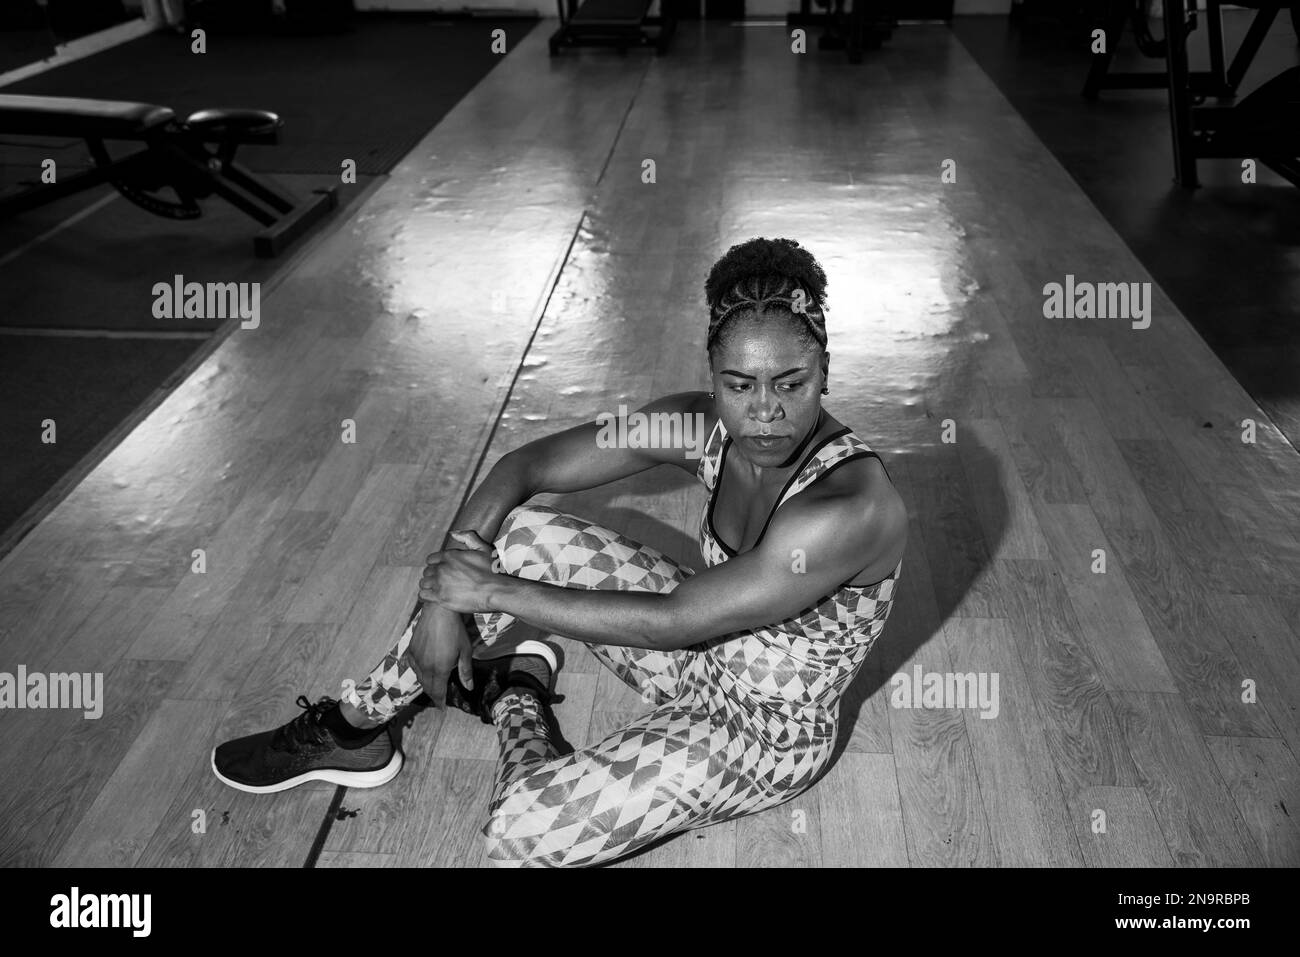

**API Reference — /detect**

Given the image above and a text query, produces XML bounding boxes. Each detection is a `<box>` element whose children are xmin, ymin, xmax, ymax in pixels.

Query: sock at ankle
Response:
<box><xmin>485</xmin><ymin>671</ymin><xmax>545</xmax><ymax>712</ymax></box>
<box><xmin>489</xmin><ymin>681</ymin><xmax>546</xmax><ymax>722</ymax></box>
<box><xmin>321</xmin><ymin>701</ymin><xmax>384</xmax><ymax>748</ymax></box>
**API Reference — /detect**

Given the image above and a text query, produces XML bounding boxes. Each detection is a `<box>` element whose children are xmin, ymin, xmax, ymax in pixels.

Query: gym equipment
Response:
<box><xmin>1083</xmin><ymin>0</ymin><xmax>1300</xmax><ymax>100</ymax></box>
<box><xmin>787</xmin><ymin>0</ymin><xmax>893</xmax><ymax>64</ymax></box>
<box><xmin>0</xmin><ymin>94</ymin><xmax>337</xmax><ymax>257</ymax></box>
<box><xmin>549</xmin><ymin>0</ymin><xmax>676</xmax><ymax>56</ymax></box>
<box><xmin>1161</xmin><ymin>2</ymin><xmax>1300</xmax><ymax>187</ymax></box>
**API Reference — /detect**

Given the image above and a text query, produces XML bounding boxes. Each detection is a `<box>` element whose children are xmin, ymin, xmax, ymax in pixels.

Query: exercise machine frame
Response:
<box><xmin>549</xmin><ymin>0</ymin><xmax>676</xmax><ymax>56</ymax></box>
<box><xmin>1161</xmin><ymin>2</ymin><xmax>1300</xmax><ymax>187</ymax></box>
<box><xmin>1084</xmin><ymin>0</ymin><xmax>1293</xmax><ymax>100</ymax></box>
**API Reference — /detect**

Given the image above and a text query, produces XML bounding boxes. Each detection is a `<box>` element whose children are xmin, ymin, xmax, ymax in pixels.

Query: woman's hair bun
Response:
<box><xmin>704</xmin><ymin>237</ymin><xmax>828</xmax><ymax>309</ymax></box>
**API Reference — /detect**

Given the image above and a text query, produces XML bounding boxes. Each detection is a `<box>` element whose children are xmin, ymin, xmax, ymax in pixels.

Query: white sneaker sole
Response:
<box><xmin>210</xmin><ymin>743</ymin><xmax>404</xmax><ymax>795</ymax></box>
<box><xmin>499</xmin><ymin>639</ymin><xmax>558</xmax><ymax>675</ymax></box>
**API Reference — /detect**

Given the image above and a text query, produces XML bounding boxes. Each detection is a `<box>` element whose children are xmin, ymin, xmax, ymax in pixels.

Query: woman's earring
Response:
<box><xmin>708</xmin><ymin>391</ymin><xmax>715</xmax><ymax>399</ymax></box>
<box><xmin>821</xmin><ymin>386</ymin><xmax>830</xmax><ymax>395</ymax></box>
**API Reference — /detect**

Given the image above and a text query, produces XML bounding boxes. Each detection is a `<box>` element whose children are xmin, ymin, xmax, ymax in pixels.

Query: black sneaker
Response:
<box><xmin>211</xmin><ymin>695</ymin><xmax>403</xmax><ymax>794</ymax></box>
<box><xmin>445</xmin><ymin>639</ymin><xmax>563</xmax><ymax>724</ymax></box>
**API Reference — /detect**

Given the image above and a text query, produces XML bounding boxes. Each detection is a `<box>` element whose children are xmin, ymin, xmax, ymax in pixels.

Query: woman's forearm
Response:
<box><xmin>443</xmin><ymin>451</ymin><xmax>534</xmax><ymax>552</ymax></box>
<box><xmin>487</xmin><ymin>576</ymin><xmax>686</xmax><ymax>650</ymax></box>
<box><xmin>422</xmin><ymin>452</ymin><xmax>535</xmax><ymax>626</ymax></box>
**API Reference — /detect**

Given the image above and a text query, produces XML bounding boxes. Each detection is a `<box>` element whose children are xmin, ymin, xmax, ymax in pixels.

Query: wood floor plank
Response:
<box><xmin>311</xmin><ymin>564</ymin><xmax>424</xmax><ymax>694</ymax></box>
<box><xmin>550</xmin><ymin>633</ymin><xmax>604</xmax><ymax>677</ymax></box>
<box><xmin>0</xmin><ymin>586</ymin><xmax>173</xmax><ymax>796</ymax></box>
<box><xmin>292</xmin><ymin>389</ymin><xmax>417</xmax><ymax>520</ymax></box>
<box><xmin>1211</xmin><ymin>594</ymin><xmax>1300</xmax><ymax>758</ymax></box>
<box><xmin>890</xmin><ymin>682</ymin><xmax>995</xmax><ymax>867</ymax></box>
<box><xmin>1121</xmin><ymin>361</ymin><xmax>1300</xmax><ymax>596</ymax></box>
<box><xmin>400</xmin><ymin>757</ymin><xmax>498</xmax><ymax>868</ymax></box>
<box><xmin>125</xmin><ymin>509</ymin><xmax>335</xmax><ymax>662</ymax></box>
<box><xmin>870</xmin><ymin>459</ymin><xmax>989</xmax><ymax>867</ymax></box>
<box><xmin>964</xmin><ymin>291</ymin><xmax>1032</xmax><ymax>385</ymax></box>
<box><xmin>840</xmin><ymin>652</ymin><xmax>895</xmax><ymax>755</ymax></box>
<box><xmin>1109</xmin><ymin>691</ymin><xmax>1261</xmax><ymax>866</ymax></box>
<box><xmin>135</xmin><ymin>764</ymin><xmax>335</xmax><ymax>868</ymax></box>
<box><xmin>383</xmin><ymin>500</ymin><xmax>443</xmax><ymax>568</ymax></box>
<box><xmin>993</xmin><ymin>559</ymin><xmax>1139</xmax><ymax>791</ymax></box>
<box><xmin>125</xmin><ymin>493</ymin><xmax>336</xmax><ymax>664</ymax></box>
<box><xmin>1061</xmin><ymin>336</ymin><xmax>1166</xmax><ymax>442</ymax></box>
<box><xmin>316</xmin><ymin>851</ymin><xmax>399</xmax><ymax>868</ymax></box>
<box><xmin>52</xmin><ymin>698</ymin><xmax>228</xmax><ymax>866</ymax></box>
<box><xmin>1204</xmin><ymin>735</ymin><xmax>1300</xmax><ymax>867</ymax></box>
<box><xmin>998</xmin><ymin>312</ymin><xmax>1087</xmax><ymax>399</ymax></box>
<box><xmin>165</xmin><ymin>617</ymin><xmax>280</xmax><ymax>704</ymax></box>
<box><xmin>225</xmin><ymin>621</ymin><xmax>344</xmax><ymax>723</ymax></box>
<box><xmin>1116</xmin><ymin>437</ymin><xmax>1262</xmax><ymax>595</ymax></box>
<box><xmin>321</xmin><ymin>703</ymin><xmax>451</xmax><ymax>860</ymax></box>
<box><xmin>985</xmin><ymin>383</ymin><xmax>1090</xmax><ymax>504</ymax></box>
<box><xmin>1031</xmin><ymin>503</ymin><xmax>1178</xmax><ymax>693</ymax></box>
<box><xmin>816</xmin><ymin>752</ymin><xmax>909</xmax><ymax>867</ymax></box>
<box><xmin>0</xmin><ymin>658</ymin><xmax>182</xmax><ymax>866</ymax></box>
<box><xmin>1063</xmin><ymin>786</ymin><xmax>1177</xmax><ymax>867</ymax></box>
<box><xmin>875</xmin><ymin>505</ymin><xmax>994</xmax><ymax>867</ymax></box>
<box><xmin>957</xmin><ymin>418</ymin><xmax>1052</xmax><ymax>561</ymax></box>
<box><xmin>285</xmin><ymin>464</ymin><xmax>422</xmax><ymax>624</ymax></box>
<box><xmin>945</xmin><ymin>617</ymin><xmax>1082</xmax><ymax>866</ymax></box>
<box><xmin>735</xmin><ymin>792</ymin><xmax>823</xmax><ymax>868</ymax></box>
<box><xmin>1048</xmin><ymin>397</ymin><xmax>1279</xmax><ymax>737</ymax></box>
<box><xmin>906</xmin><ymin>444</ymin><xmax>1009</xmax><ymax>620</ymax></box>
<box><xmin>0</xmin><ymin>562</ymin><xmax>111</xmax><ymax>670</ymax></box>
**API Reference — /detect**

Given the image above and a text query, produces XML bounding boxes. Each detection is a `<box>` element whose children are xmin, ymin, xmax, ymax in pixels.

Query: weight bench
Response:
<box><xmin>549</xmin><ymin>0</ymin><xmax>676</xmax><ymax>56</ymax></box>
<box><xmin>0</xmin><ymin>94</ymin><xmax>337</xmax><ymax>258</ymax></box>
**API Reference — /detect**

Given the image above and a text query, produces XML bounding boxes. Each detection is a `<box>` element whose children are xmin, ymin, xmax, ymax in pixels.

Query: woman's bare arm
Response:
<box><xmin>470</xmin><ymin>462</ymin><xmax>907</xmax><ymax>649</ymax></box>
<box><xmin>410</xmin><ymin>391</ymin><xmax>714</xmax><ymax>703</ymax></box>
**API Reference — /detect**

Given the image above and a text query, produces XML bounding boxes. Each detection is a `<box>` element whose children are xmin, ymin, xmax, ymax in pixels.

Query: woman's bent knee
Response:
<box><xmin>482</xmin><ymin>811</ymin><xmax>564</xmax><ymax>868</ymax></box>
<box><xmin>493</xmin><ymin>504</ymin><xmax>564</xmax><ymax>552</ymax></box>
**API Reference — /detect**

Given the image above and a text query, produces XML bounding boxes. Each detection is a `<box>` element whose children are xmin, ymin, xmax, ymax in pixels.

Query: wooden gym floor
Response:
<box><xmin>0</xmin><ymin>21</ymin><xmax>1298</xmax><ymax>867</ymax></box>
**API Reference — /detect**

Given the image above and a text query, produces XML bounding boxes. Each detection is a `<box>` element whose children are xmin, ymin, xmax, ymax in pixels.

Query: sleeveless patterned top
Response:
<box><xmin>693</xmin><ymin>414</ymin><xmax>904</xmax><ymax>721</ymax></box>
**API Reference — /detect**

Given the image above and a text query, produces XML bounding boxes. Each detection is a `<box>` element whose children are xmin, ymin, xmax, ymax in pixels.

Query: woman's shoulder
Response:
<box><xmin>782</xmin><ymin>433</ymin><xmax>907</xmax><ymax>584</ymax></box>
<box><xmin>795</xmin><ymin>417</ymin><xmax>900</xmax><ymax>511</ymax></box>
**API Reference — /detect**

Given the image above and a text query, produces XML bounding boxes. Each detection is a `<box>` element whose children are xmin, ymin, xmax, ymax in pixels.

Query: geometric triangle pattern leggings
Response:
<box><xmin>341</xmin><ymin>504</ymin><xmax>875</xmax><ymax>867</ymax></box>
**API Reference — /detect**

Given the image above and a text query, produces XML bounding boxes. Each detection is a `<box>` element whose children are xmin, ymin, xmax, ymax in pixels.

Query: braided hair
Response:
<box><xmin>704</xmin><ymin>237</ymin><xmax>829</xmax><ymax>362</ymax></box>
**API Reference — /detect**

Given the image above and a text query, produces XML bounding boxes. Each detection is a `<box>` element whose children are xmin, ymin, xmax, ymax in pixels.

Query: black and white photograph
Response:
<box><xmin>0</xmin><ymin>0</ymin><xmax>1295</xmax><ymax>927</ymax></box>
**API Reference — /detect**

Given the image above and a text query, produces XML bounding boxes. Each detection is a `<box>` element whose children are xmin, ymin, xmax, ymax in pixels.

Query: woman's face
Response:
<box><xmin>709</xmin><ymin>310</ymin><xmax>829</xmax><ymax>469</ymax></box>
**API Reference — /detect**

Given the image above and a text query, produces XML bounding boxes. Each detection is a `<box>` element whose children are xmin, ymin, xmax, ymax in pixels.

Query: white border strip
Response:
<box><xmin>0</xmin><ymin>193</ymin><xmax>119</xmax><ymax>268</ymax></box>
<box><xmin>0</xmin><ymin>16</ymin><xmax>158</xmax><ymax>90</ymax></box>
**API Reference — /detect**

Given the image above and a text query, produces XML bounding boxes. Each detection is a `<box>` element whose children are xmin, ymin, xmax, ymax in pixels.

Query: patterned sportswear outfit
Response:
<box><xmin>344</xmin><ymin>417</ymin><xmax>902</xmax><ymax>867</ymax></box>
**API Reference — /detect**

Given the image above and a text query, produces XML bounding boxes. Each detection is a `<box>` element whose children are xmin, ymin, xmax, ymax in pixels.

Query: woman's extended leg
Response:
<box><xmin>484</xmin><ymin>691</ymin><xmax>721</xmax><ymax>866</ymax></box>
<box><xmin>341</xmin><ymin>504</ymin><xmax>698</xmax><ymax>723</ymax></box>
<box><xmin>483</xmin><ymin>684</ymin><xmax>817</xmax><ymax>867</ymax></box>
